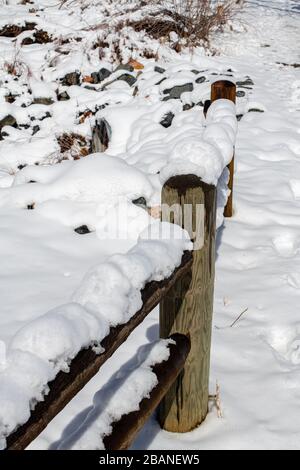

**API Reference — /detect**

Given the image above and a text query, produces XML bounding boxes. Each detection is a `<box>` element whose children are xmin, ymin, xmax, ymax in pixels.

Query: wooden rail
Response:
<box><xmin>103</xmin><ymin>333</ymin><xmax>191</xmax><ymax>450</ymax></box>
<box><xmin>6</xmin><ymin>252</ymin><xmax>193</xmax><ymax>450</ymax></box>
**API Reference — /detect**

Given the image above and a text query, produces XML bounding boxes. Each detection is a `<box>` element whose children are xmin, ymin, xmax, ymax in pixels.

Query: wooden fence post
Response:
<box><xmin>159</xmin><ymin>174</ymin><xmax>217</xmax><ymax>432</ymax></box>
<box><xmin>211</xmin><ymin>80</ymin><xmax>236</xmax><ymax>218</ymax></box>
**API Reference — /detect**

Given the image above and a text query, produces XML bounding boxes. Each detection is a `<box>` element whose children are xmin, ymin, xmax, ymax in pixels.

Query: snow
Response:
<box><xmin>58</xmin><ymin>338</ymin><xmax>173</xmax><ymax>450</ymax></box>
<box><xmin>0</xmin><ymin>154</ymin><xmax>154</xmax><ymax>209</ymax></box>
<box><xmin>0</xmin><ymin>0</ymin><xmax>299</xmax><ymax>452</ymax></box>
<box><xmin>159</xmin><ymin>100</ymin><xmax>237</xmax><ymax>186</ymax></box>
<box><xmin>0</xmin><ymin>136</ymin><xmax>60</xmax><ymax>172</ymax></box>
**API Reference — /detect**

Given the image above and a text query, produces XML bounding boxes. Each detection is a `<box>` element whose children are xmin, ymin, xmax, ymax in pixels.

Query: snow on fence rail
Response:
<box><xmin>6</xmin><ymin>251</ymin><xmax>193</xmax><ymax>450</ymax></box>
<box><xmin>3</xmin><ymin>80</ymin><xmax>237</xmax><ymax>451</ymax></box>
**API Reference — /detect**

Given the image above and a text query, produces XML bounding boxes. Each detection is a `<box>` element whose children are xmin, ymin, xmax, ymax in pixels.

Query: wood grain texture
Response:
<box><xmin>211</xmin><ymin>80</ymin><xmax>236</xmax><ymax>218</ymax></box>
<box><xmin>159</xmin><ymin>175</ymin><xmax>217</xmax><ymax>433</ymax></box>
<box><xmin>103</xmin><ymin>333</ymin><xmax>191</xmax><ymax>450</ymax></box>
<box><xmin>6</xmin><ymin>252</ymin><xmax>193</xmax><ymax>451</ymax></box>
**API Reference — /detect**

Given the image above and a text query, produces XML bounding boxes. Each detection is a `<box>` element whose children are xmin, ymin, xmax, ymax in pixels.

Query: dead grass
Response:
<box><xmin>53</xmin><ymin>0</ymin><xmax>245</xmax><ymax>58</ymax></box>
<box><xmin>57</xmin><ymin>133</ymin><xmax>90</xmax><ymax>160</ymax></box>
<box><xmin>125</xmin><ymin>0</ymin><xmax>245</xmax><ymax>48</ymax></box>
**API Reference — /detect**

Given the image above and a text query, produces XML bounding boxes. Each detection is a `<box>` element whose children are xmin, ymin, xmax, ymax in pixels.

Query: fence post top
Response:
<box><xmin>163</xmin><ymin>174</ymin><xmax>216</xmax><ymax>193</ymax></box>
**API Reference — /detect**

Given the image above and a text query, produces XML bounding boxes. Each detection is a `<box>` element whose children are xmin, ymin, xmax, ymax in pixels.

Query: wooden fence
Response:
<box><xmin>5</xmin><ymin>80</ymin><xmax>236</xmax><ymax>451</ymax></box>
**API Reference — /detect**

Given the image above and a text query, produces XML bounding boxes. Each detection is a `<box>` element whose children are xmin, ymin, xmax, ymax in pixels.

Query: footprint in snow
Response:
<box><xmin>289</xmin><ymin>179</ymin><xmax>300</xmax><ymax>200</ymax></box>
<box><xmin>262</xmin><ymin>326</ymin><xmax>300</xmax><ymax>366</ymax></box>
<box><xmin>286</xmin><ymin>273</ymin><xmax>300</xmax><ymax>290</ymax></box>
<box><xmin>272</xmin><ymin>233</ymin><xmax>299</xmax><ymax>258</ymax></box>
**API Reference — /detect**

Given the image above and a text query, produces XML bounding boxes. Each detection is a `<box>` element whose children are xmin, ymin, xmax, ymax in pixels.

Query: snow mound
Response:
<box><xmin>160</xmin><ymin>100</ymin><xmax>237</xmax><ymax>186</ymax></box>
<box><xmin>0</xmin><ymin>154</ymin><xmax>154</xmax><ymax>208</ymax></box>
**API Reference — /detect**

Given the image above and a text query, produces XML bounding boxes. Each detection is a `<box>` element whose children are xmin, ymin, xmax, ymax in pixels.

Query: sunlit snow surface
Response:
<box><xmin>0</xmin><ymin>0</ymin><xmax>299</xmax><ymax>450</ymax></box>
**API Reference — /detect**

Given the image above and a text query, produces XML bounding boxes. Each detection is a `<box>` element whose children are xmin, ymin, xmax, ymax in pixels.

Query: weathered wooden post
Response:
<box><xmin>159</xmin><ymin>174</ymin><xmax>217</xmax><ymax>432</ymax></box>
<box><xmin>211</xmin><ymin>80</ymin><xmax>236</xmax><ymax>218</ymax></box>
<box><xmin>211</xmin><ymin>79</ymin><xmax>236</xmax><ymax>103</ymax></box>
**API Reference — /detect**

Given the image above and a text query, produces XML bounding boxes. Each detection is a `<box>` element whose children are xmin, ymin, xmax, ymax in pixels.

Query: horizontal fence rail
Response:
<box><xmin>6</xmin><ymin>252</ymin><xmax>193</xmax><ymax>451</ymax></box>
<box><xmin>103</xmin><ymin>333</ymin><xmax>191</xmax><ymax>450</ymax></box>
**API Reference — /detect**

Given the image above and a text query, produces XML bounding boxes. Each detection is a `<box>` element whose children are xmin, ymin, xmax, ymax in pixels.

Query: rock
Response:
<box><xmin>92</xmin><ymin>119</ymin><xmax>111</xmax><ymax>153</ymax></box>
<box><xmin>95</xmin><ymin>104</ymin><xmax>107</xmax><ymax>112</ymax></box>
<box><xmin>91</xmin><ymin>68</ymin><xmax>111</xmax><ymax>84</ymax></box>
<box><xmin>237</xmin><ymin>114</ymin><xmax>244</xmax><ymax>121</ymax></box>
<box><xmin>21</xmin><ymin>37</ymin><xmax>34</xmax><ymax>46</ymax></box>
<box><xmin>33</xmin><ymin>97</ymin><xmax>54</xmax><ymax>105</ymax></box>
<box><xmin>117</xmin><ymin>74</ymin><xmax>137</xmax><ymax>87</ymax></box>
<box><xmin>183</xmin><ymin>104</ymin><xmax>194</xmax><ymax>111</ymax></box>
<box><xmin>154</xmin><ymin>66</ymin><xmax>165</xmax><ymax>74</ymax></box>
<box><xmin>0</xmin><ymin>115</ymin><xmax>17</xmax><ymax>129</ymax></box>
<box><xmin>39</xmin><ymin>112</ymin><xmax>51</xmax><ymax>121</ymax></box>
<box><xmin>191</xmin><ymin>69</ymin><xmax>200</xmax><ymax>74</ymax></box>
<box><xmin>195</xmin><ymin>76</ymin><xmax>206</xmax><ymax>84</ymax></box>
<box><xmin>57</xmin><ymin>91</ymin><xmax>70</xmax><ymax>101</ymax></box>
<box><xmin>0</xmin><ymin>115</ymin><xmax>17</xmax><ymax>139</ymax></box>
<box><xmin>237</xmin><ymin>90</ymin><xmax>246</xmax><ymax>98</ymax></box>
<box><xmin>32</xmin><ymin>125</ymin><xmax>40</xmax><ymax>135</ymax></box>
<box><xmin>236</xmin><ymin>77</ymin><xmax>254</xmax><ymax>87</ymax></box>
<box><xmin>132</xmin><ymin>197</ymin><xmax>147</xmax><ymax>209</ymax></box>
<box><xmin>5</xmin><ymin>94</ymin><xmax>16</xmax><ymax>103</ymax></box>
<box><xmin>83</xmin><ymin>85</ymin><xmax>96</xmax><ymax>91</ymax></box>
<box><xmin>160</xmin><ymin>112</ymin><xmax>174</xmax><ymax>128</ymax></box>
<box><xmin>61</xmin><ymin>72</ymin><xmax>80</xmax><ymax>86</ymax></box>
<box><xmin>163</xmin><ymin>83</ymin><xmax>194</xmax><ymax>99</ymax></box>
<box><xmin>99</xmin><ymin>68</ymin><xmax>112</xmax><ymax>81</ymax></box>
<box><xmin>91</xmin><ymin>72</ymin><xmax>99</xmax><ymax>84</ymax></box>
<box><xmin>155</xmin><ymin>77</ymin><xmax>166</xmax><ymax>86</ymax></box>
<box><xmin>116</xmin><ymin>63</ymin><xmax>134</xmax><ymax>73</ymax></box>
<box><xmin>74</xmin><ymin>225</ymin><xmax>91</xmax><ymax>235</ymax></box>
<box><xmin>248</xmin><ymin>108</ymin><xmax>264</xmax><ymax>113</ymax></box>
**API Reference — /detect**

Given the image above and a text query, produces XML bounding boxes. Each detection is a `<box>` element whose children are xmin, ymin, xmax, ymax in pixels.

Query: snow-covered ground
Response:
<box><xmin>0</xmin><ymin>0</ymin><xmax>300</xmax><ymax>450</ymax></box>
